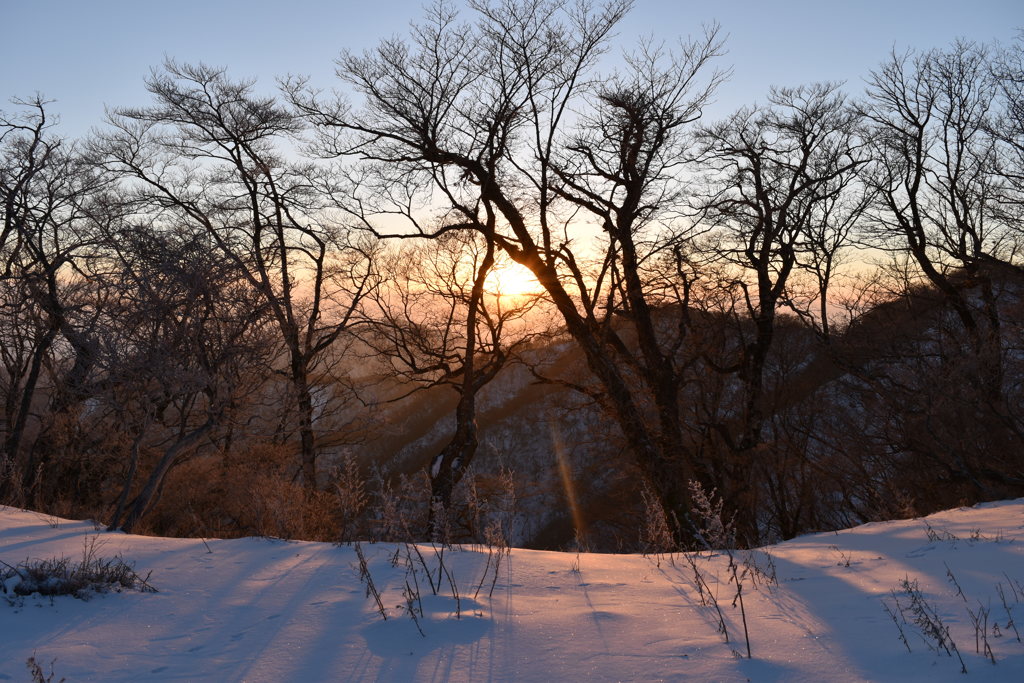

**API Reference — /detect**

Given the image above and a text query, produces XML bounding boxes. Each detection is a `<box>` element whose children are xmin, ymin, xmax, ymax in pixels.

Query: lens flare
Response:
<box><xmin>552</xmin><ymin>423</ymin><xmax>586</xmax><ymax>542</ymax></box>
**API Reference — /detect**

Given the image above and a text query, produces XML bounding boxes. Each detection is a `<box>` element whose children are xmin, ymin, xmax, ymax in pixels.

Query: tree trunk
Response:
<box><xmin>427</xmin><ymin>232</ymin><xmax>494</xmax><ymax>538</ymax></box>
<box><xmin>2</xmin><ymin>325</ymin><xmax>59</xmax><ymax>501</ymax></box>
<box><xmin>114</xmin><ymin>420</ymin><xmax>214</xmax><ymax>533</ymax></box>
<box><xmin>108</xmin><ymin>426</ymin><xmax>148</xmax><ymax>531</ymax></box>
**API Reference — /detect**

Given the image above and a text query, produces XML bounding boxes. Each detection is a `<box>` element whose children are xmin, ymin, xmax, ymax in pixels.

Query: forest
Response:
<box><xmin>1</xmin><ymin>0</ymin><xmax>1022</xmax><ymax>552</ymax></box>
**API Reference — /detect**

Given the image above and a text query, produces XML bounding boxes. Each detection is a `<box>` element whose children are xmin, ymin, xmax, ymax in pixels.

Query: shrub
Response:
<box><xmin>1</xmin><ymin>536</ymin><xmax>156</xmax><ymax>600</ymax></box>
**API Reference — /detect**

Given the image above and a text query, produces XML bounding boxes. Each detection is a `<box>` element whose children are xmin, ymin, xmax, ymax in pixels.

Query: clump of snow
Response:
<box><xmin>1</xmin><ymin>501</ymin><xmax>1023</xmax><ymax>681</ymax></box>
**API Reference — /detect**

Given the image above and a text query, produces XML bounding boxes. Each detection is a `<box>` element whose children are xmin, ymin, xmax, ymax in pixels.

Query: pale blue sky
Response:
<box><xmin>1</xmin><ymin>0</ymin><xmax>1020</xmax><ymax>138</ymax></box>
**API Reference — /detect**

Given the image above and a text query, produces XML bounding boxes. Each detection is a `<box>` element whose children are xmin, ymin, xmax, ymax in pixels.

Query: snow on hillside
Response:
<box><xmin>2</xmin><ymin>501</ymin><xmax>1023</xmax><ymax>682</ymax></box>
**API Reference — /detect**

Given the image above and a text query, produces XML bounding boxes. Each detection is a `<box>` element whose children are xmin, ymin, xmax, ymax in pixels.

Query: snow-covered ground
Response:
<box><xmin>2</xmin><ymin>501</ymin><xmax>1023</xmax><ymax>682</ymax></box>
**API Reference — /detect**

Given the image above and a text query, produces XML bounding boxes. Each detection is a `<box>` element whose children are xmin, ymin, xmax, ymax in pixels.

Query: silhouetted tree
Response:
<box><xmin>692</xmin><ymin>83</ymin><xmax>866</xmax><ymax>533</ymax></box>
<box><xmin>98</xmin><ymin>224</ymin><xmax>274</xmax><ymax>532</ymax></box>
<box><xmin>860</xmin><ymin>41</ymin><xmax>1018</xmax><ymax>394</ymax></box>
<box><xmin>365</xmin><ymin>231</ymin><xmax>543</xmax><ymax>529</ymax></box>
<box><xmin>97</xmin><ymin>62</ymin><xmax>377</xmax><ymax>489</ymax></box>
<box><xmin>0</xmin><ymin>98</ymin><xmax>103</xmax><ymax>503</ymax></box>
<box><xmin>292</xmin><ymin>0</ymin><xmax>725</xmax><ymax>538</ymax></box>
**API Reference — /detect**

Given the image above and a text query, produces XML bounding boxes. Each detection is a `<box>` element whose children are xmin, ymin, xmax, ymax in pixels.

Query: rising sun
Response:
<box><xmin>485</xmin><ymin>261</ymin><xmax>543</xmax><ymax>299</ymax></box>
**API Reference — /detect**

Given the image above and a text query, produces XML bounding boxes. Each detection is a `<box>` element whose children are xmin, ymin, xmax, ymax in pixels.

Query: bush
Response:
<box><xmin>1</xmin><ymin>536</ymin><xmax>156</xmax><ymax>600</ymax></box>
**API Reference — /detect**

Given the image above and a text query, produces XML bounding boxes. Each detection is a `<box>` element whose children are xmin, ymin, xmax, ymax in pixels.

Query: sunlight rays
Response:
<box><xmin>551</xmin><ymin>423</ymin><xmax>586</xmax><ymax>544</ymax></box>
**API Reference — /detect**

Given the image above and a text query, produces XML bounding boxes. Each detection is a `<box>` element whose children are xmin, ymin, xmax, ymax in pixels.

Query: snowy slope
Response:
<box><xmin>2</xmin><ymin>501</ymin><xmax>1023</xmax><ymax>681</ymax></box>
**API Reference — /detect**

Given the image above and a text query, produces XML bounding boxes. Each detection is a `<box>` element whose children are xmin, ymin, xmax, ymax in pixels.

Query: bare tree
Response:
<box><xmin>549</xmin><ymin>30</ymin><xmax>728</xmax><ymax>502</ymax></box>
<box><xmin>97</xmin><ymin>62</ymin><xmax>377</xmax><ymax>489</ymax></box>
<box><xmin>365</xmin><ymin>231</ymin><xmax>543</xmax><ymax>529</ymax></box>
<box><xmin>0</xmin><ymin>98</ymin><xmax>103</xmax><ymax>502</ymax></box>
<box><xmin>291</xmin><ymin>0</ymin><xmax>726</xmax><ymax>538</ymax></box>
<box><xmin>692</xmin><ymin>83</ymin><xmax>866</xmax><ymax>533</ymax></box>
<box><xmin>860</xmin><ymin>40</ymin><xmax>1017</xmax><ymax>394</ymax></box>
<box><xmin>97</xmin><ymin>224</ymin><xmax>274</xmax><ymax>532</ymax></box>
<box><xmin>1</xmin><ymin>97</ymin><xmax>59</xmax><ymax>275</ymax></box>
<box><xmin>988</xmin><ymin>36</ymin><xmax>1024</xmax><ymax>258</ymax></box>
<box><xmin>840</xmin><ymin>39</ymin><xmax>1024</xmax><ymax>502</ymax></box>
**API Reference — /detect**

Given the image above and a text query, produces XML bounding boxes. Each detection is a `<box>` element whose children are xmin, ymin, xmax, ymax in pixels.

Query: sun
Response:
<box><xmin>485</xmin><ymin>261</ymin><xmax>543</xmax><ymax>299</ymax></box>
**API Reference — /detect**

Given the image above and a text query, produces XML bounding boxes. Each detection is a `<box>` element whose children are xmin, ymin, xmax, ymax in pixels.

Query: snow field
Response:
<box><xmin>2</xmin><ymin>501</ymin><xmax>1024</xmax><ymax>681</ymax></box>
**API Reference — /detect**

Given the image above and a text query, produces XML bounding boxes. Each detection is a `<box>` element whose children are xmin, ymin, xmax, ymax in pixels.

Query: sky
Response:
<box><xmin>1</xmin><ymin>0</ymin><xmax>1021</xmax><ymax>139</ymax></box>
